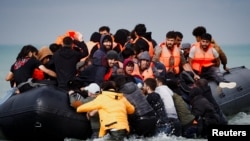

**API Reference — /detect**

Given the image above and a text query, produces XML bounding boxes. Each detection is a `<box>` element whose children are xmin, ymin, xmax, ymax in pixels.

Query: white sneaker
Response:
<box><xmin>219</xmin><ymin>82</ymin><xmax>237</xmax><ymax>89</ymax></box>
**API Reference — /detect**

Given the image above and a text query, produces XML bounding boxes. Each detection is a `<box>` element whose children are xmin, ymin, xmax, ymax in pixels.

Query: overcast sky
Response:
<box><xmin>1</xmin><ymin>0</ymin><xmax>250</xmax><ymax>46</ymax></box>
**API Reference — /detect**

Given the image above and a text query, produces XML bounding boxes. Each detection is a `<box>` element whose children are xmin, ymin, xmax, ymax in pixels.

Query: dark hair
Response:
<box><xmin>16</xmin><ymin>45</ymin><xmax>38</xmax><ymax>60</ymax></box>
<box><xmin>155</xmin><ymin>76</ymin><xmax>167</xmax><ymax>85</ymax></box>
<box><xmin>63</xmin><ymin>36</ymin><xmax>73</xmax><ymax>47</ymax></box>
<box><xmin>144</xmin><ymin>78</ymin><xmax>157</xmax><ymax>91</ymax></box>
<box><xmin>90</xmin><ymin>32</ymin><xmax>101</xmax><ymax>42</ymax></box>
<box><xmin>166</xmin><ymin>31</ymin><xmax>176</xmax><ymax>39</ymax></box>
<box><xmin>192</xmin><ymin>26</ymin><xmax>206</xmax><ymax>37</ymax></box>
<box><xmin>49</xmin><ymin>43</ymin><xmax>61</xmax><ymax>53</ymax></box>
<box><xmin>114</xmin><ymin>29</ymin><xmax>130</xmax><ymax>46</ymax></box>
<box><xmin>134</xmin><ymin>24</ymin><xmax>146</xmax><ymax>36</ymax></box>
<box><xmin>101</xmin><ymin>81</ymin><xmax>117</xmax><ymax>91</ymax></box>
<box><xmin>121</xmin><ymin>47</ymin><xmax>135</xmax><ymax>60</ymax></box>
<box><xmin>99</xmin><ymin>26</ymin><xmax>110</xmax><ymax>33</ymax></box>
<box><xmin>201</xmin><ymin>33</ymin><xmax>212</xmax><ymax>41</ymax></box>
<box><xmin>175</xmin><ymin>31</ymin><xmax>183</xmax><ymax>39</ymax></box>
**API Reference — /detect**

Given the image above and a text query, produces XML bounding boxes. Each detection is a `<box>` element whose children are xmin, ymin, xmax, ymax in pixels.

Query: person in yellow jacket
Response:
<box><xmin>77</xmin><ymin>81</ymin><xmax>135</xmax><ymax>140</ymax></box>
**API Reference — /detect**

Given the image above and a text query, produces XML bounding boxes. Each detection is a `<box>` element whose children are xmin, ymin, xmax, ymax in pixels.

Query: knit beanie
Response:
<box><xmin>106</xmin><ymin>50</ymin><xmax>118</xmax><ymax>60</ymax></box>
<box><xmin>123</xmin><ymin>58</ymin><xmax>134</xmax><ymax>70</ymax></box>
<box><xmin>138</xmin><ymin>51</ymin><xmax>150</xmax><ymax>61</ymax></box>
<box><xmin>181</xmin><ymin>43</ymin><xmax>191</xmax><ymax>50</ymax></box>
<box><xmin>38</xmin><ymin>46</ymin><xmax>53</xmax><ymax>61</ymax></box>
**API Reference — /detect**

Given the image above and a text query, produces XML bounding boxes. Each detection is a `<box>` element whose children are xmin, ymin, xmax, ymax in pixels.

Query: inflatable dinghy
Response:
<box><xmin>0</xmin><ymin>85</ymin><xmax>92</xmax><ymax>140</ymax></box>
<box><xmin>209</xmin><ymin>66</ymin><xmax>250</xmax><ymax>116</ymax></box>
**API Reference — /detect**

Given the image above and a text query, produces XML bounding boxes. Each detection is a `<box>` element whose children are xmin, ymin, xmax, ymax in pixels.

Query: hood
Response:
<box><xmin>103</xmin><ymin>90</ymin><xmax>124</xmax><ymax>100</ymax></box>
<box><xmin>38</xmin><ymin>46</ymin><xmax>53</xmax><ymax>61</ymax></box>
<box><xmin>99</xmin><ymin>34</ymin><xmax>113</xmax><ymax>52</ymax></box>
<box><xmin>119</xmin><ymin>81</ymin><xmax>138</xmax><ymax>94</ymax></box>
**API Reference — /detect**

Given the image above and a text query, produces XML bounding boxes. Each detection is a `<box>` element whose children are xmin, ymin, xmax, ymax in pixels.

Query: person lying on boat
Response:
<box><xmin>188</xmin><ymin>33</ymin><xmax>236</xmax><ymax>89</ymax></box>
<box><xmin>76</xmin><ymin>81</ymin><xmax>135</xmax><ymax>141</ymax></box>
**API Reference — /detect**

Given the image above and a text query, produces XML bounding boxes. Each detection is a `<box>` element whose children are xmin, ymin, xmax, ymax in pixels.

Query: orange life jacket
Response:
<box><xmin>133</xmin><ymin>37</ymin><xmax>154</xmax><ymax>58</ymax></box>
<box><xmin>132</xmin><ymin>63</ymin><xmax>154</xmax><ymax>80</ymax></box>
<box><xmin>159</xmin><ymin>42</ymin><xmax>181</xmax><ymax>74</ymax></box>
<box><xmin>191</xmin><ymin>44</ymin><xmax>215</xmax><ymax>74</ymax></box>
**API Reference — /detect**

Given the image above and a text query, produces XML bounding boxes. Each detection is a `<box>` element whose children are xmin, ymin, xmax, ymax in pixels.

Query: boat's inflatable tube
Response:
<box><xmin>0</xmin><ymin>85</ymin><xmax>92</xmax><ymax>140</ymax></box>
<box><xmin>209</xmin><ymin>66</ymin><xmax>250</xmax><ymax>116</ymax></box>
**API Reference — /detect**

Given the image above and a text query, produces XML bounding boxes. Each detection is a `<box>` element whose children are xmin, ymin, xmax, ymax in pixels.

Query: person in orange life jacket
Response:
<box><xmin>174</xmin><ymin>31</ymin><xmax>183</xmax><ymax>48</ymax></box>
<box><xmin>112</xmin><ymin>75</ymin><xmax>157</xmax><ymax>137</ymax></box>
<box><xmin>5</xmin><ymin>45</ymin><xmax>57</xmax><ymax>93</ymax></box>
<box><xmin>152</xmin><ymin>31</ymin><xmax>200</xmax><ymax>80</ymax></box>
<box><xmin>192</xmin><ymin>26</ymin><xmax>229</xmax><ymax>72</ymax></box>
<box><xmin>132</xmin><ymin>23</ymin><xmax>154</xmax><ymax>58</ymax></box>
<box><xmin>188</xmin><ymin>33</ymin><xmax>236</xmax><ymax>89</ymax></box>
<box><xmin>52</xmin><ymin>36</ymin><xmax>88</xmax><ymax>91</ymax></box>
<box><xmin>142</xmin><ymin>78</ymin><xmax>173</xmax><ymax>136</ymax></box>
<box><xmin>113</xmin><ymin>28</ymin><xmax>131</xmax><ymax>53</ymax></box>
<box><xmin>122</xmin><ymin>58</ymin><xmax>144</xmax><ymax>88</ymax></box>
<box><xmin>77</xmin><ymin>81</ymin><xmax>135</xmax><ymax>140</ymax></box>
<box><xmin>132</xmin><ymin>51</ymin><xmax>159</xmax><ymax>80</ymax></box>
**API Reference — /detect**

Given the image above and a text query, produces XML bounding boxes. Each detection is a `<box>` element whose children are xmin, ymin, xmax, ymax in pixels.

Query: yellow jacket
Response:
<box><xmin>77</xmin><ymin>90</ymin><xmax>135</xmax><ymax>137</ymax></box>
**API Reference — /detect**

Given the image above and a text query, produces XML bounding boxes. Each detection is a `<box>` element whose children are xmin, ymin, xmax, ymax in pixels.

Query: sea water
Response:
<box><xmin>0</xmin><ymin>44</ymin><xmax>250</xmax><ymax>141</ymax></box>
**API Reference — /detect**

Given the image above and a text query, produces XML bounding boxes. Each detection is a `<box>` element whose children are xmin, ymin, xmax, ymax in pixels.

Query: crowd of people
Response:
<box><xmin>4</xmin><ymin>24</ymin><xmax>236</xmax><ymax>140</ymax></box>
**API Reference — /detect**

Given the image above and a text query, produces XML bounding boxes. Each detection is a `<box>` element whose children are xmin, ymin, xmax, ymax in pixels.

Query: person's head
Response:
<box><xmin>155</xmin><ymin>76</ymin><xmax>167</xmax><ymax>86</ymax></box>
<box><xmin>100</xmin><ymin>34</ymin><xmax>113</xmax><ymax>52</ymax></box>
<box><xmin>114</xmin><ymin>29</ymin><xmax>130</xmax><ymax>46</ymax></box>
<box><xmin>99</xmin><ymin>26</ymin><xmax>110</xmax><ymax>35</ymax></box>
<box><xmin>200</xmin><ymin>33</ymin><xmax>212</xmax><ymax>51</ymax></box>
<box><xmin>181</xmin><ymin>42</ymin><xmax>191</xmax><ymax>56</ymax></box>
<box><xmin>138</xmin><ymin>51</ymin><xmax>151</xmax><ymax>71</ymax></box>
<box><xmin>90</xmin><ymin>32</ymin><xmax>101</xmax><ymax>42</ymax></box>
<box><xmin>192</xmin><ymin>26</ymin><xmax>206</xmax><ymax>42</ymax></box>
<box><xmin>165</xmin><ymin>31</ymin><xmax>176</xmax><ymax>50</ymax></box>
<box><xmin>121</xmin><ymin>47</ymin><xmax>135</xmax><ymax>60</ymax></box>
<box><xmin>106</xmin><ymin>50</ymin><xmax>118</xmax><ymax>68</ymax></box>
<box><xmin>123</xmin><ymin>58</ymin><xmax>134</xmax><ymax>75</ymax></box>
<box><xmin>101</xmin><ymin>80</ymin><xmax>118</xmax><ymax>92</ymax></box>
<box><xmin>49</xmin><ymin>43</ymin><xmax>61</xmax><ymax>53</ymax></box>
<box><xmin>134</xmin><ymin>23</ymin><xmax>147</xmax><ymax>36</ymax></box>
<box><xmin>174</xmin><ymin>31</ymin><xmax>183</xmax><ymax>47</ymax></box>
<box><xmin>63</xmin><ymin>36</ymin><xmax>73</xmax><ymax>47</ymax></box>
<box><xmin>85</xmin><ymin>83</ymin><xmax>101</xmax><ymax>97</ymax></box>
<box><xmin>38</xmin><ymin>46</ymin><xmax>53</xmax><ymax>65</ymax></box>
<box><xmin>16</xmin><ymin>45</ymin><xmax>38</xmax><ymax>60</ymax></box>
<box><xmin>143</xmin><ymin>78</ymin><xmax>157</xmax><ymax>93</ymax></box>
